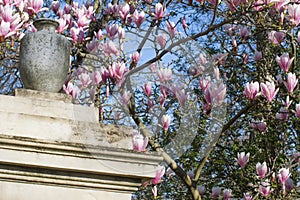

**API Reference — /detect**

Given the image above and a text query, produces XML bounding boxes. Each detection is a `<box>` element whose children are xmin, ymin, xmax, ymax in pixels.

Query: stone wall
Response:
<box><xmin>0</xmin><ymin>89</ymin><xmax>162</xmax><ymax>200</ymax></box>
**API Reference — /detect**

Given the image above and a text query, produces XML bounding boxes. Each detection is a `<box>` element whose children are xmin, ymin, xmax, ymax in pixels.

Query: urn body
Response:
<box><xmin>20</xmin><ymin>19</ymin><xmax>70</xmax><ymax>92</ymax></box>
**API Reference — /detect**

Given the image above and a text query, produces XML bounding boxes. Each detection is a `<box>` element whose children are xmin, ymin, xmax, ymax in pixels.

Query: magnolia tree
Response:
<box><xmin>0</xmin><ymin>0</ymin><xmax>299</xmax><ymax>199</ymax></box>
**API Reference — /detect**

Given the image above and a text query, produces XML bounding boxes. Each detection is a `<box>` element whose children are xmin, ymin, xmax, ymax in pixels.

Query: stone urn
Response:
<box><xmin>19</xmin><ymin>18</ymin><xmax>70</xmax><ymax>92</ymax></box>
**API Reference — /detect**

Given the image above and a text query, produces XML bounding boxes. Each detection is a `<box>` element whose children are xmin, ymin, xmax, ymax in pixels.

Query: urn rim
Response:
<box><xmin>33</xmin><ymin>18</ymin><xmax>59</xmax><ymax>30</ymax></box>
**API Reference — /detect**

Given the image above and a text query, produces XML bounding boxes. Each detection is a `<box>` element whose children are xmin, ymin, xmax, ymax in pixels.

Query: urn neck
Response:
<box><xmin>33</xmin><ymin>19</ymin><xmax>59</xmax><ymax>31</ymax></box>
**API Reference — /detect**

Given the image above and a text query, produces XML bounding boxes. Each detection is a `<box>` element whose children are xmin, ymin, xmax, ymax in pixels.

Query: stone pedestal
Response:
<box><xmin>0</xmin><ymin>89</ymin><xmax>163</xmax><ymax>200</ymax></box>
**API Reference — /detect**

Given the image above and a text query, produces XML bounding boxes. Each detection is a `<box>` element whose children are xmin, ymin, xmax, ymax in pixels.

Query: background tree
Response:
<box><xmin>0</xmin><ymin>0</ymin><xmax>299</xmax><ymax>199</ymax></box>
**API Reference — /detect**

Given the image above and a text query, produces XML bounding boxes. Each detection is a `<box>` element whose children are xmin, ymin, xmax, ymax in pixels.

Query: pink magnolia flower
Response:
<box><xmin>27</xmin><ymin>0</ymin><xmax>48</xmax><ymax>15</ymax></box>
<box><xmin>147</xmin><ymin>99</ymin><xmax>153</xmax><ymax>109</ymax></box>
<box><xmin>86</xmin><ymin>38</ymin><xmax>99</xmax><ymax>52</ymax></box>
<box><xmin>189</xmin><ymin>66</ymin><xmax>200</xmax><ymax>76</ymax></box>
<box><xmin>1</xmin><ymin>4</ymin><xmax>13</xmax><ymax>22</ymax></box>
<box><xmin>275</xmin><ymin>107</ymin><xmax>289</xmax><ymax>121</ymax></box>
<box><xmin>72</xmin><ymin>1</ymin><xmax>79</xmax><ymax>9</ymax></box>
<box><xmin>110</xmin><ymin>61</ymin><xmax>127</xmax><ymax>81</ymax></box>
<box><xmin>284</xmin><ymin>72</ymin><xmax>298</xmax><ymax>93</ymax></box>
<box><xmin>171</xmin><ymin>83</ymin><xmax>188</xmax><ymax>106</ymax></box>
<box><xmin>0</xmin><ymin>21</ymin><xmax>10</xmax><ymax>38</ymax></box>
<box><xmin>276</xmin><ymin>53</ymin><xmax>294</xmax><ymax>72</ymax></box>
<box><xmin>118</xmin><ymin>3</ymin><xmax>130</xmax><ymax>20</ymax></box>
<box><xmin>259</xmin><ymin>183</ymin><xmax>271</xmax><ymax>197</ymax></box>
<box><xmin>105</xmin><ymin>24</ymin><xmax>119</xmax><ymax>40</ymax></box>
<box><xmin>63</xmin><ymin>4</ymin><xmax>72</xmax><ymax>14</ymax></box>
<box><xmin>208</xmin><ymin>82</ymin><xmax>226</xmax><ymax>105</ymax></box>
<box><xmin>199</xmin><ymin>76</ymin><xmax>211</xmax><ymax>92</ymax></box>
<box><xmin>79</xmin><ymin>72</ymin><xmax>92</xmax><ymax>88</ymax></box>
<box><xmin>243</xmin><ymin>193</ymin><xmax>252</xmax><ymax>200</ymax></box>
<box><xmin>100</xmin><ymin>68</ymin><xmax>109</xmax><ymax>83</ymax></box>
<box><xmin>143</xmin><ymin>82</ymin><xmax>152</xmax><ymax>97</ymax></box>
<box><xmin>57</xmin><ymin>18</ymin><xmax>68</xmax><ymax>33</ymax></box>
<box><xmin>285</xmin><ymin>178</ymin><xmax>294</xmax><ymax>191</ymax></box>
<box><xmin>199</xmin><ymin>53</ymin><xmax>208</xmax><ymax>65</ymax></box>
<box><xmin>278</xmin><ymin>168</ymin><xmax>290</xmax><ymax>185</ymax></box>
<box><xmin>253</xmin><ymin>0</ymin><xmax>264</xmax><ymax>11</ymax></box>
<box><xmin>132</xmin><ymin>130</ymin><xmax>148</xmax><ymax>152</ymax></box>
<box><xmin>293</xmin><ymin>152</ymin><xmax>300</xmax><ymax>162</ymax></box>
<box><xmin>150</xmin><ymin>63</ymin><xmax>156</xmax><ymax>73</ymax></box>
<box><xmin>157</xmin><ymin>68</ymin><xmax>172</xmax><ymax>82</ymax></box>
<box><xmin>182</xmin><ymin>16</ymin><xmax>188</xmax><ymax>29</ymax></box>
<box><xmin>106</xmin><ymin>85</ymin><xmax>109</xmax><ymax>97</ymax></box>
<box><xmin>250</xmin><ymin>120</ymin><xmax>266</xmax><ymax>132</ymax></box>
<box><xmin>161</xmin><ymin>114</ymin><xmax>171</xmax><ymax>131</ymax></box>
<box><xmin>239</xmin><ymin>26</ymin><xmax>250</xmax><ymax>40</ymax></box>
<box><xmin>273</xmin><ymin>0</ymin><xmax>289</xmax><ymax>10</ymax></box>
<box><xmin>92</xmin><ymin>71</ymin><xmax>102</xmax><ymax>85</ymax></box>
<box><xmin>244</xmin><ymin>81</ymin><xmax>260</xmax><ymax>100</ymax></box>
<box><xmin>9</xmin><ymin>13</ymin><xmax>23</xmax><ymax>34</ymax></box>
<box><xmin>154</xmin><ymin>3</ymin><xmax>166</xmax><ymax>20</ymax></box>
<box><xmin>198</xmin><ymin>185</ymin><xmax>205</xmax><ymax>196</ymax></box>
<box><xmin>0</xmin><ymin>0</ymin><xmax>12</xmax><ymax>5</ymax></box>
<box><xmin>176</xmin><ymin>89</ymin><xmax>188</xmax><ymax>106</ymax></box>
<box><xmin>211</xmin><ymin>187</ymin><xmax>221</xmax><ymax>199</ymax></box>
<box><xmin>226</xmin><ymin>0</ymin><xmax>240</xmax><ymax>12</ymax></box>
<box><xmin>76</xmin><ymin>14</ymin><xmax>89</xmax><ymax>29</ymax></box>
<box><xmin>63</xmin><ymin>82</ymin><xmax>79</xmax><ymax>100</ymax></box>
<box><xmin>151</xmin><ymin>186</ymin><xmax>157</xmax><ymax>198</ymax></box>
<box><xmin>204</xmin><ymin>88</ymin><xmax>212</xmax><ymax>109</ymax></box>
<box><xmin>70</xmin><ymin>27</ymin><xmax>85</xmax><ymax>44</ymax></box>
<box><xmin>102</xmin><ymin>41</ymin><xmax>119</xmax><ymax>56</ymax></box>
<box><xmin>118</xmin><ymin>27</ymin><xmax>125</xmax><ymax>39</ymax></box>
<box><xmin>214</xmin><ymin>67</ymin><xmax>220</xmax><ymax>81</ymax></box>
<box><xmin>237</xmin><ymin>152</ymin><xmax>250</xmax><ymax>168</ymax></box>
<box><xmin>256</xmin><ymin>162</ymin><xmax>268</xmax><ymax>178</ymax></box>
<box><xmin>120</xmin><ymin>90</ymin><xmax>131</xmax><ymax>106</ymax></box>
<box><xmin>133</xmin><ymin>10</ymin><xmax>145</xmax><ymax>28</ymax></box>
<box><xmin>166</xmin><ymin>21</ymin><xmax>176</xmax><ymax>38</ymax></box>
<box><xmin>254</xmin><ymin>51</ymin><xmax>262</xmax><ymax>61</ymax></box>
<box><xmin>282</xmin><ymin>96</ymin><xmax>292</xmax><ymax>108</ymax></box>
<box><xmin>295</xmin><ymin>103</ymin><xmax>300</xmax><ymax>117</ymax></box>
<box><xmin>94</xmin><ymin>29</ymin><xmax>103</xmax><ymax>40</ymax></box>
<box><xmin>260</xmin><ymin>81</ymin><xmax>279</xmax><ymax>102</ymax></box>
<box><xmin>85</xmin><ymin>6</ymin><xmax>94</xmax><ymax>19</ymax></box>
<box><xmin>15</xmin><ymin>0</ymin><xmax>26</xmax><ymax>12</ymax></box>
<box><xmin>27</xmin><ymin>23</ymin><xmax>37</xmax><ymax>33</ymax></box>
<box><xmin>160</xmin><ymin>85</ymin><xmax>169</xmax><ymax>98</ymax></box>
<box><xmin>156</xmin><ymin>34</ymin><xmax>167</xmax><ymax>48</ymax></box>
<box><xmin>223</xmin><ymin>189</ymin><xmax>232</xmax><ymax>200</ymax></box>
<box><xmin>151</xmin><ymin>165</ymin><xmax>165</xmax><ymax>185</ymax></box>
<box><xmin>64</xmin><ymin>14</ymin><xmax>73</xmax><ymax>28</ymax></box>
<box><xmin>159</xmin><ymin>95</ymin><xmax>166</xmax><ymax>107</ymax></box>
<box><xmin>130</xmin><ymin>51</ymin><xmax>141</xmax><ymax>63</ymax></box>
<box><xmin>51</xmin><ymin>1</ymin><xmax>60</xmax><ymax>13</ymax></box>
<box><xmin>268</xmin><ymin>31</ymin><xmax>285</xmax><ymax>45</ymax></box>
<box><xmin>104</xmin><ymin>3</ymin><xmax>114</xmax><ymax>15</ymax></box>
<box><xmin>288</xmin><ymin>4</ymin><xmax>300</xmax><ymax>26</ymax></box>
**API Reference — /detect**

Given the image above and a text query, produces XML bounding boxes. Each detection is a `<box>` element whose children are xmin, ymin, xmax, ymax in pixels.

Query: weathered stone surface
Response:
<box><xmin>0</xmin><ymin>182</ymin><xmax>131</xmax><ymax>200</ymax></box>
<box><xmin>0</xmin><ymin>134</ymin><xmax>162</xmax><ymax>200</ymax></box>
<box><xmin>0</xmin><ymin>89</ymin><xmax>133</xmax><ymax>149</ymax></box>
<box><xmin>15</xmin><ymin>88</ymin><xmax>72</xmax><ymax>103</ymax></box>
<box><xmin>0</xmin><ymin>90</ymin><xmax>163</xmax><ymax>200</ymax></box>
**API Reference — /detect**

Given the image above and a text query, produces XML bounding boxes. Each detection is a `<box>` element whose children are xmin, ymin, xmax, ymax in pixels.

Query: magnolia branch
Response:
<box><xmin>124</xmin><ymin>12</ymin><xmax>245</xmax><ymax>80</ymax></box>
